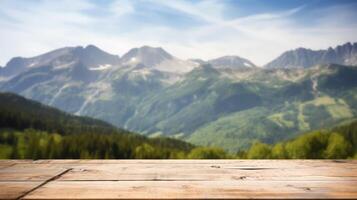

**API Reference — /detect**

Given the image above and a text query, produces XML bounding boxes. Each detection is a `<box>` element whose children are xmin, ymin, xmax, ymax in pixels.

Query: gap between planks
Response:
<box><xmin>16</xmin><ymin>168</ymin><xmax>73</xmax><ymax>200</ymax></box>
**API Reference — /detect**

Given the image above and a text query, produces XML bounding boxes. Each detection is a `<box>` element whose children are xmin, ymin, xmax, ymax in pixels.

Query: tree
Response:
<box><xmin>247</xmin><ymin>142</ymin><xmax>271</xmax><ymax>159</ymax></box>
<box><xmin>187</xmin><ymin>147</ymin><xmax>227</xmax><ymax>159</ymax></box>
<box><xmin>271</xmin><ymin>143</ymin><xmax>287</xmax><ymax>159</ymax></box>
<box><xmin>285</xmin><ymin>131</ymin><xmax>328</xmax><ymax>159</ymax></box>
<box><xmin>134</xmin><ymin>143</ymin><xmax>156</xmax><ymax>159</ymax></box>
<box><xmin>10</xmin><ymin>144</ymin><xmax>19</xmax><ymax>159</ymax></box>
<box><xmin>324</xmin><ymin>133</ymin><xmax>352</xmax><ymax>159</ymax></box>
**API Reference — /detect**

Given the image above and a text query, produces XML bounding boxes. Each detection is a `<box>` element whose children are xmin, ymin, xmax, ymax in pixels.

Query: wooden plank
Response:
<box><xmin>23</xmin><ymin>180</ymin><xmax>357</xmax><ymax>199</ymax></box>
<box><xmin>8</xmin><ymin>160</ymin><xmax>357</xmax><ymax>173</ymax></box>
<box><xmin>33</xmin><ymin>159</ymin><xmax>357</xmax><ymax>166</ymax></box>
<box><xmin>57</xmin><ymin>163</ymin><xmax>357</xmax><ymax>181</ymax></box>
<box><xmin>0</xmin><ymin>182</ymin><xmax>43</xmax><ymax>200</ymax></box>
<box><xmin>0</xmin><ymin>160</ymin><xmax>34</xmax><ymax>164</ymax></box>
<box><xmin>0</xmin><ymin>160</ymin><xmax>33</xmax><ymax>169</ymax></box>
<box><xmin>59</xmin><ymin>168</ymin><xmax>357</xmax><ymax>181</ymax></box>
<box><xmin>0</xmin><ymin>164</ymin><xmax>70</xmax><ymax>181</ymax></box>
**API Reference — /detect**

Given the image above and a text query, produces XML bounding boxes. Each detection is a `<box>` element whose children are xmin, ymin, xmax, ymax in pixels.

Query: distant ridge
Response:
<box><xmin>264</xmin><ymin>42</ymin><xmax>357</xmax><ymax>69</ymax></box>
<box><xmin>0</xmin><ymin>45</ymin><xmax>120</xmax><ymax>78</ymax></box>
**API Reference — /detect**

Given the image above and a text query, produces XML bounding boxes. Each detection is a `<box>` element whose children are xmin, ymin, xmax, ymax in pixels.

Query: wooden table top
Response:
<box><xmin>1</xmin><ymin>160</ymin><xmax>356</xmax><ymax>199</ymax></box>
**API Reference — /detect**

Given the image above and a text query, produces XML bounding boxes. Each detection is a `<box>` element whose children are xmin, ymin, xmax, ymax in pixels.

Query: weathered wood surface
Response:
<box><xmin>0</xmin><ymin>160</ymin><xmax>356</xmax><ymax>199</ymax></box>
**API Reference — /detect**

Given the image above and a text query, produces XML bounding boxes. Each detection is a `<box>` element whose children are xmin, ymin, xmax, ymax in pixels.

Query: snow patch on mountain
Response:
<box><xmin>244</xmin><ymin>62</ymin><xmax>252</xmax><ymax>67</ymax></box>
<box><xmin>89</xmin><ymin>64</ymin><xmax>112</xmax><ymax>71</ymax></box>
<box><xmin>155</xmin><ymin>58</ymin><xmax>198</xmax><ymax>73</ymax></box>
<box><xmin>130</xmin><ymin>68</ymin><xmax>153</xmax><ymax>80</ymax></box>
<box><xmin>29</xmin><ymin>62</ymin><xmax>37</xmax><ymax>67</ymax></box>
<box><xmin>53</xmin><ymin>61</ymin><xmax>77</xmax><ymax>70</ymax></box>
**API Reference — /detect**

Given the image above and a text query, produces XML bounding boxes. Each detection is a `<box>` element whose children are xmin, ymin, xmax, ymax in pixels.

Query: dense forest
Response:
<box><xmin>0</xmin><ymin>130</ymin><xmax>192</xmax><ymax>159</ymax></box>
<box><xmin>0</xmin><ymin>92</ymin><xmax>195</xmax><ymax>159</ymax></box>
<box><xmin>240</xmin><ymin>120</ymin><xmax>357</xmax><ymax>159</ymax></box>
<box><xmin>0</xmin><ymin>92</ymin><xmax>356</xmax><ymax>159</ymax></box>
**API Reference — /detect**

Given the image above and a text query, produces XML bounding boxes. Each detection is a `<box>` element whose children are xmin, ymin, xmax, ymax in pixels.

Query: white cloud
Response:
<box><xmin>110</xmin><ymin>0</ymin><xmax>134</xmax><ymax>17</ymax></box>
<box><xmin>152</xmin><ymin>1</ymin><xmax>357</xmax><ymax>65</ymax></box>
<box><xmin>0</xmin><ymin>0</ymin><xmax>356</xmax><ymax>66</ymax></box>
<box><xmin>150</xmin><ymin>0</ymin><xmax>225</xmax><ymax>24</ymax></box>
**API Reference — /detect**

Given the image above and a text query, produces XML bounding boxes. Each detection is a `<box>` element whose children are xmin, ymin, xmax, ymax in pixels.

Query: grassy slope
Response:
<box><xmin>187</xmin><ymin>65</ymin><xmax>357</xmax><ymax>152</ymax></box>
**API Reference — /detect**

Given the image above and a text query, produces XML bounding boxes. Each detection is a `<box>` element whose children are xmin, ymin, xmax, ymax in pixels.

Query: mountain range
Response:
<box><xmin>0</xmin><ymin>42</ymin><xmax>356</xmax><ymax>152</ymax></box>
<box><xmin>264</xmin><ymin>42</ymin><xmax>357</xmax><ymax>68</ymax></box>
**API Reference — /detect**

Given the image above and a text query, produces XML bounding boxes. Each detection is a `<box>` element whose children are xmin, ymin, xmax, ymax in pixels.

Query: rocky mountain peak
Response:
<box><xmin>264</xmin><ymin>42</ymin><xmax>357</xmax><ymax>69</ymax></box>
<box><xmin>120</xmin><ymin>46</ymin><xmax>174</xmax><ymax>67</ymax></box>
<box><xmin>0</xmin><ymin>45</ymin><xmax>120</xmax><ymax>78</ymax></box>
<box><xmin>208</xmin><ymin>55</ymin><xmax>257</xmax><ymax>69</ymax></box>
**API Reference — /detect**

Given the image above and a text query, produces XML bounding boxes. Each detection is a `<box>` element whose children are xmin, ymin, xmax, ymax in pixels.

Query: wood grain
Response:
<box><xmin>0</xmin><ymin>164</ymin><xmax>70</xmax><ymax>181</ymax></box>
<box><xmin>0</xmin><ymin>182</ymin><xmax>42</xmax><ymax>200</ymax></box>
<box><xmin>0</xmin><ymin>160</ymin><xmax>356</xmax><ymax>199</ymax></box>
<box><xmin>23</xmin><ymin>180</ymin><xmax>357</xmax><ymax>199</ymax></box>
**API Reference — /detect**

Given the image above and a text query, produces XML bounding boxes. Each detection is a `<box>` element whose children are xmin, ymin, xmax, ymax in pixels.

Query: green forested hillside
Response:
<box><xmin>0</xmin><ymin>92</ymin><xmax>120</xmax><ymax>135</ymax></box>
<box><xmin>0</xmin><ymin>92</ymin><xmax>195</xmax><ymax>159</ymax></box>
<box><xmin>126</xmin><ymin>64</ymin><xmax>357</xmax><ymax>152</ymax></box>
<box><xmin>240</xmin><ymin>120</ymin><xmax>357</xmax><ymax>159</ymax></box>
<box><xmin>2</xmin><ymin>64</ymin><xmax>357</xmax><ymax>153</ymax></box>
<box><xmin>0</xmin><ymin>91</ymin><xmax>356</xmax><ymax>159</ymax></box>
<box><xmin>1</xmin><ymin>41</ymin><xmax>357</xmax><ymax>153</ymax></box>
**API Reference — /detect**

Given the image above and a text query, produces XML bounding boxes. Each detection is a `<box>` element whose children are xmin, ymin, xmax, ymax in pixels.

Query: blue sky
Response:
<box><xmin>0</xmin><ymin>0</ymin><xmax>357</xmax><ymax>66</ymax></box>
